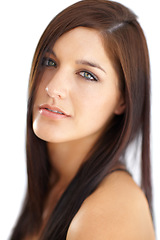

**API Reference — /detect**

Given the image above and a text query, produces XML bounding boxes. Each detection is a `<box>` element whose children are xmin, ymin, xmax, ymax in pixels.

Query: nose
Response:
<box><xmin>45</xmin><ymin>86</ymin><xmax>66</xmax><ymax>99</ymax></box>
<box><xmin>45</xmin><ymin>71</ymin><xmax>68</xmax><ymax>99</ymax></box>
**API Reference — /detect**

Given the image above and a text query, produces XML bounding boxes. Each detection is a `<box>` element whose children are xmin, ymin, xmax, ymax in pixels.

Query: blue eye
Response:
<box><xmin>42</xmin><ymin>57</ymin><xmax>57</xmax><ymax>68</ymax></box>
<box><xmin>79</xmin><ymin>71</ymin><xmax>98</xmax><ymax>81</ymax></box>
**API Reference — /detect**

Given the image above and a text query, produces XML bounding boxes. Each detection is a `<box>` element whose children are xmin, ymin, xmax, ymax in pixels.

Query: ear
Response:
<box><xmin>114</xmin><ymin>95</ymin><xmax>126</xmax><ymax>115</ymax></box>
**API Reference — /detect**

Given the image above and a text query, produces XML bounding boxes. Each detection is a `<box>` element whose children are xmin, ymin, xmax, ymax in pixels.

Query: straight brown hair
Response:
<box><xmin>10</xmin><ymin>1</ymin><xmax>152</xmax><ymax>239</ymax></box>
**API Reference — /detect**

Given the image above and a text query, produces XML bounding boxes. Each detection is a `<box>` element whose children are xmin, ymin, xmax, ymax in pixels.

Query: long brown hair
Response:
<box><xmin>10</xmin><ymin>0</ymin><xmax>152</xmax><ymax>239</ymax></box>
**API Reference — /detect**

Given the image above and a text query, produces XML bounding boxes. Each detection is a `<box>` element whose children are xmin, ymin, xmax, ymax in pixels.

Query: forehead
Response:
<box><xmin>56</xmin><ymin>27</ymin><xmax>102</xmax><ymax>44</ymax></box>
<box><xmin>52</xmin><ymin>27</ymin><xmax>107</xmax><ymax>59</ymax></box>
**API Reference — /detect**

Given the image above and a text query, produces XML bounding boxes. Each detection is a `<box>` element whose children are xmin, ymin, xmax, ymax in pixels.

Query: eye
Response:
<box><xmin>42</xmin><ymin>57</ymin><xmax>57</xmax><ymax>68</ymax></box>
<box><xmin>79</xmin><ymin>71</ymin><xmax>98</xmax><ymax>81</ymax></box>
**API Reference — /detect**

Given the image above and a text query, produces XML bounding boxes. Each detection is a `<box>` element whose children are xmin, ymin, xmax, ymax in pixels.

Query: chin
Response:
<box><xmin>32</xmin><ymin>126</ymin><xmax>68</xmax><ymax>143</ymax></box>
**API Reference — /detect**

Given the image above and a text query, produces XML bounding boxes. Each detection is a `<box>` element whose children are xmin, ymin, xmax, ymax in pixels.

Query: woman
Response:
<box><xmin>10</xmin><ymin>0</ymin><xmax>155</xmax><ymax>239</ymax></box>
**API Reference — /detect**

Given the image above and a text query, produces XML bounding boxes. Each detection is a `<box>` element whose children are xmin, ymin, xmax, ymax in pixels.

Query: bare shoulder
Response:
<box><xmin>67</xmin><ymin>171</ymin><xmax>155</xmax><ymax>240</ymax></box>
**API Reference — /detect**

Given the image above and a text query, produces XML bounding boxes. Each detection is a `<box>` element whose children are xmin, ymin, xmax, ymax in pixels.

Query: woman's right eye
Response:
<box><xmin>42</xmin><ymin>57</ymin><xmax>57</xmax><ymax>68</ymax></box>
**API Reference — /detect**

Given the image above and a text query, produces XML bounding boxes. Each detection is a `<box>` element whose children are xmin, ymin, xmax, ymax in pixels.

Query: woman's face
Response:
<box><xmin>32</xmin><ymin>27</ymin><xmax>124</xmax><ymax>144</ymax></box>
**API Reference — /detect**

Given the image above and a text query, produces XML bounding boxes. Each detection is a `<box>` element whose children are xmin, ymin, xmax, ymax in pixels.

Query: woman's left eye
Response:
<box><xmin>79</xmin><ymin>71</ymin><xmax>98</xmax><ymax>81</ymax></box>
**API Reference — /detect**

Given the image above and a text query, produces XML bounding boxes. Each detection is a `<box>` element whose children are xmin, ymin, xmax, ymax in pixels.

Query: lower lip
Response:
<box><xmin>39</xmin><ymin>108</ymin><xmax>70</xmax><ymax>120</ymax></box>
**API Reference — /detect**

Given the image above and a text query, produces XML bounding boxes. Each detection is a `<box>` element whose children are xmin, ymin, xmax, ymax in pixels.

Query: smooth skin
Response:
<box><xmin>67</xmin><ymin>171</ymin><xmax>155</xmax><ymax>240</ymax></box>
<box><xmin>32</xmin><ymin>27</ymin><xmax>155</xmax><ymax>239</ymax></box>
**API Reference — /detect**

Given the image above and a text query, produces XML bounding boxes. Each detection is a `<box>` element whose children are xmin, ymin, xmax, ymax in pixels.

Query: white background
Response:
<box><xmin>0</xmin><ymin>0</ymin><xmax>159</xmax><ymax>239</ymax></box>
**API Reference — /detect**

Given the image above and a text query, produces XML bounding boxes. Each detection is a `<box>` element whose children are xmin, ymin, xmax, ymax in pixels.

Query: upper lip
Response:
<box><xmin>39</xmin><ymin>104</ymin><xmax>71</xmax><ymax>117</ymax></box>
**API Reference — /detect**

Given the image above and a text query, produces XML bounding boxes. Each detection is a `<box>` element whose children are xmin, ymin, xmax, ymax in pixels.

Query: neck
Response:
<box><xmin>47</xmin><ymin>136</ymin><xmax>97</xmax><ymax>187</ymax></box>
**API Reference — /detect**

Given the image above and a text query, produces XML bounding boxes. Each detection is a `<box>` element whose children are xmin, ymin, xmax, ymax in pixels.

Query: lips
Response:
<box><xmin>45</xmin><ymin>108</ymin><xmax>64</xmax><ymax>115</ymax></box>
<box><xmin>39</xmin><ymin>104</ymin><xmax>70</xmax><ymax>117</ymax></box>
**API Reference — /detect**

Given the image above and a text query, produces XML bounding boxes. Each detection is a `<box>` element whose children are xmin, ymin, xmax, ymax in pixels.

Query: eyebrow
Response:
<box><xmin>47</xmin><ymin>49</ymin><xmax>56</xmax><ymax>57</ymax></box>
<box><xmin>46</xmin><ymin>49</ymin><xmax>106</xmax><ymax>73</ymax></box>
<box><xmin>76</xmin><ymin>60</ymin><xmax>106</xmax><ymax>73</ymax></box>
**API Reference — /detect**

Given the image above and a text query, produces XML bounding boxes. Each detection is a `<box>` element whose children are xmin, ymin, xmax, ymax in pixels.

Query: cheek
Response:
<box><xmin>76</xmin><ymin>87</ymin><xmax>121</xmax><ymax>134</ymax></box>
<box><xmin>32</xmin><ymin>84</ymin><xmax>46</xmax><ymax>128</ymax></box>
<box><xmin>79</xmin><ymin>88</ymin><xmax>118</xmax><ymax>117</ymax></box>
<box><xmin>33</xmin><ymin>80</ymin><xmax>47</xmax><ymax>106</ymax></box>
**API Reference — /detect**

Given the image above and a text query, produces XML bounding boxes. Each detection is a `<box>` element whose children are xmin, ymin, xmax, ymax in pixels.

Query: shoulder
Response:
<box><xmin>67</xmin><ymin>171</ymin><xmax>155</xmax><ymax>240</ymax></box>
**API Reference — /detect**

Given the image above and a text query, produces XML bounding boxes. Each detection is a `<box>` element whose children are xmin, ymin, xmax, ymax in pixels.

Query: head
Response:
<box><xmin>18</xmin><ymin>0</ymin><xmax>152</xmax><ymax>238</ymax></box>
<box><xmin>32</xmin><ymin>26</ymin><xmax>125</xmax><ymax>145</ymax></box>
<box><xmin>29</xmin><ymin>0</ymin><xmax>150</xmax><ymax>144</ymax></box>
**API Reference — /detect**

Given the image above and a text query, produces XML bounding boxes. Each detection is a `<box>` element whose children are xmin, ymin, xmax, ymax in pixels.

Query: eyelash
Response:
<box><xmin>42</xmin><ymin>57</ymin><xmax>98</xmax><ymax>82</ymax></box>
